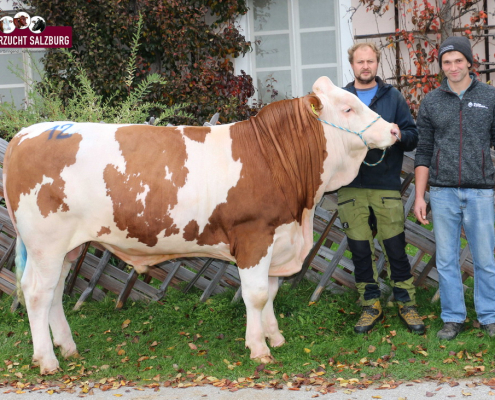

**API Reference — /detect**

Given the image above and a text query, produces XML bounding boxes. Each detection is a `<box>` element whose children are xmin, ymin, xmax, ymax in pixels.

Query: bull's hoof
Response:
<box><xmin>41</xmin><ymin>366</ymin><xmax>61</xmax><ymax>375</ymax></box>
<box><xmin>267</xmin><ymin>332</ymin><xmax>285</xmax><ymax>348</ymax></box>
<box><xmin>54</xmin><ymin>340</ymin><xmax>78</xmax><ymax>359</ymax></box>
<box><xmin>60</xmin><ymin>346</ymin><xmax>79</xmax><ymax>359</ymax></box>
<box><xmin>252</xmin><ymin>354</ymin><xmax>277</xmax><ymax>364</ymax></box>
<box><xmin>269</xmin><ymin>337</ymin><xmax>286</xmax><ymax>348</ymax></box>
<box><xmin>64</xmin><ymin>351</ymin><xmax>80</xmax><ymax>360</ymax></box>
<box><xmin>35</xmin><ymin>359</ymin><xmax>60</xmax><ymax>375</ymax></box>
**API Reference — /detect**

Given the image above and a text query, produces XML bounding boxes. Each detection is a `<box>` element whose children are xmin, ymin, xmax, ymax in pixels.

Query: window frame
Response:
<box><xmin>235</xmin><ymin>0</ymin><xmax>354</xmax><ymax>103</ymax></box>
<box><xmin>0</xmin><ymin>1</ymin><xmax>45</xmax><ymax>108</ymax></box>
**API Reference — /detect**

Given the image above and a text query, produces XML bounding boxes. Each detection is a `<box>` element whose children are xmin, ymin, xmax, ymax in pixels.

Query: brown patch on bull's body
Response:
<box><xmin>183</xmin><ymin>96</ymin><xmax>327</xmax><ymax>269</ymax></box>
<box><xmin>97</xmin><ymin>226</ymin><xmax>111</xmax><ymax>237</ymax></box>
<box><xmin>4</xmin><ymin>130</ymin><xmax>82</xmax><ymax>217</ymax></box>
<box><xmin>183</xmin><ymin>220</ymin><xmax>200</xmax><ymax>241</ymax></box>
<box><xmin>183</xmin><ymin>127</ymin><xmax>210</xmax><ymax>143</ymax></box>
<box><xmin>104</xmin><ymin>126</ymin><xmax>189</xmax><ymax>247</ymax></box>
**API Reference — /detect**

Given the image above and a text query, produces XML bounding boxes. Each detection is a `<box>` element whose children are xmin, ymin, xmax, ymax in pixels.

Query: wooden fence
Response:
<box><xmin>0</xmin><ymin>137</ymin><xmax>485</xmax><ymax>309</ymax></box>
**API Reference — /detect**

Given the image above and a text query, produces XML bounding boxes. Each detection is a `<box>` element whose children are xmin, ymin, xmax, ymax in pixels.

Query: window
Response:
<box><xmin>247</xmin><ymin>0</ymin><xmax>343</xmax><ymax>103</ymax></box>
<box><xmin>0</xmin><ymin>49</ymin><xmax>45</xmax><ymax>108</ymax></box>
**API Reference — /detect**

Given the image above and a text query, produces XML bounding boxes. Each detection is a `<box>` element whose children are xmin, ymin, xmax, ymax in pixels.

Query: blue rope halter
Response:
<box><xmin>311</xmin><ymin>104</ymin><xmax>386</xmax><ymax>167</ymax></box>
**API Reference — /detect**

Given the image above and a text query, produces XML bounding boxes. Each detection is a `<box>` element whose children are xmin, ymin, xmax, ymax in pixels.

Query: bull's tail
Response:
<box><xmin>4</xmin><ymin>158</ymin><xmax>26</xmax><ymax>304</ymax></box>
<box><xmin>15</xmin><ymin>237</ymin><xmax>27</xmax><ymax>304</ymax></box>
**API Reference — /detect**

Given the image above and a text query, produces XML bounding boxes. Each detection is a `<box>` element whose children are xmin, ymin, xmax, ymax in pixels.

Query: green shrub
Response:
<box><xmin>0</xmin><ymin>14</ymin><xmax>192</xmax><ymax>140</ymax></box>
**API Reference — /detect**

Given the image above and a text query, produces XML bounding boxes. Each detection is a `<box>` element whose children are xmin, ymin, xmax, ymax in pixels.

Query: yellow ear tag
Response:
<box><xmin>311</xmin><ymin>104</ymin><xmax>319</xmax><ymax>117</ymax></box>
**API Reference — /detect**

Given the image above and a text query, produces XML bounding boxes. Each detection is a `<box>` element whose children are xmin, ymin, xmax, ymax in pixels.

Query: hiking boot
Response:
<box><xmin>398</xmin><ymin>304</ymin><xmax>425</xmax><ymax>334</ymax></box>
<box><xmin>481</xmin><ymin>323</ymin><xmax>495</xmax><ymax>337</ymax></box>
<box><xmin>437</xmin><ymin>322</ymin><xmax>463</xmax><ymax>340</ymax></box>
<box><xmin>354</xmin><ymin>300</ymin><xmax>383</xmax><ymax>333</ymax></box>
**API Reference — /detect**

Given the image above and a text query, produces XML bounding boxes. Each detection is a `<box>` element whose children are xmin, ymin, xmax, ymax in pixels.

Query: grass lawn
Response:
<box><xmin>0</xmin><ymin>278</ymin><xmax>493</xmax><ymax>390</ymax></box>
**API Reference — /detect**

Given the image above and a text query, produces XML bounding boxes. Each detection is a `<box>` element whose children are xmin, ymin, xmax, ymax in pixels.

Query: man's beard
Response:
<box><xmin>356</xmin><ymin>72</ymin><xmax>376</xmax><ymax>85</ymax></box>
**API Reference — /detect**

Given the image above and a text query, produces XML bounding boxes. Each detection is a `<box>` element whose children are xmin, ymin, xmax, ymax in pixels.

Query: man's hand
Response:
<box><xmin>414</xmin><ymin>197</ymin><xmax>430</xmax><ymax>225</ymax></box>
<box><xmin>391</xmin><ymin>123</ymin><xmax>401</xmax><ymax>142</ymax></box>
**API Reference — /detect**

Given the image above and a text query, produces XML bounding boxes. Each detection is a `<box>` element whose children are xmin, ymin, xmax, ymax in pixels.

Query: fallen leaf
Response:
<box><xmin>121</xmin><ymin>319</ymin><xmax>131</xmax><ymax>329</ymax></box>
<box><xmin>188</xmin><ymin>343</ymin><xmax>197</xmax><ymax>350</ymax></box>
<box><xmin>426</xmin><ymin>392</ymin><xmax>435</xmax><ymax>397</ymax></box>
<box><xmin>368</xmin><ymin>345</ymin><xmax>376</xmax><ymax>353</ymax></box>
<box><xmin>304</xmin><ymin>348</ymin><xmax>311</xmax><ymax>353</ymax></box>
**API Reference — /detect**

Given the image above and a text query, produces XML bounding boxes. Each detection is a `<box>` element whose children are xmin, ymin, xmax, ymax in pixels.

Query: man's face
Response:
<box><xmin>441</xmin><ymin>51</ymin><xmax>471</xmax><ymax>85</ymax></box>
<box><xmin>351</xmin><ymin>46</ymin><xmax>378</xmax><ymax>85</ymax></box>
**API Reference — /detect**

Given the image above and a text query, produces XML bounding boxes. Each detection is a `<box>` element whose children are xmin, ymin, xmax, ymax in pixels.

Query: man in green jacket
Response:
<box><xmin>414</xmin><ymin>36</ymin><xmax>495</xmax><ymax>340</ymax></box>
<box><xmin>339</xmin><ymin>42</ymin><xmax>425</xmax><ymax>334</ymax></box>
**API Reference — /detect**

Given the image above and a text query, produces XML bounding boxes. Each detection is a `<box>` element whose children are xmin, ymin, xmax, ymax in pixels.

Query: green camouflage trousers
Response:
<box><xmin>337</xmin><ymin>187</ymin><xmax>416</xmax><ymax>306</ymax></box>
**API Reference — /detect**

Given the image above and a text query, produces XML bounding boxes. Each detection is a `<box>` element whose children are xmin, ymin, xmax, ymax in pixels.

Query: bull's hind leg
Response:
<box><xmin>238</xmin><ymin>246</ymin><xmax>275</xmax><ymax>363</ymax></box>
<box><xmin>49</xmin><ymin>246</ymin><xmax>84</xmax><ymax>359</ymax></box>
<box><xmin>261</xmin><ymin>276</ymin><xmax>285</xmax><ymax>348</ymax></box>
<box><xmin>21</xmin><ymin>253</ymin><xmax>66</xmax><ymax>374</ymax></box>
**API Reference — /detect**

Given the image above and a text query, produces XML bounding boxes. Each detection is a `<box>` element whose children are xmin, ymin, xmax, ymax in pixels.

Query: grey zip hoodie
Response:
<box><xmin>415</xmin><ymin>73</ymin><xmax>495</xmax><ymax>188</ymax></box>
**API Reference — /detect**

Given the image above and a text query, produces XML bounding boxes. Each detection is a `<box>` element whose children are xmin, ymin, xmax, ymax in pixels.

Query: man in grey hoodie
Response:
<box><xmin>414</xmin><ymin>36</ymin><xmax>495</xmax><ymax>340</ymax></box>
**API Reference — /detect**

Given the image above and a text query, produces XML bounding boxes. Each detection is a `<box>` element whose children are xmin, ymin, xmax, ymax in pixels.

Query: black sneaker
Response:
<box><xmin>437</xmin><ymin>322</ymin><xmax>463</xmax><ymax>340</ymax></box>
<box><xmin>354</xmin><ymin>300</ymin><xmax>383</xmax><ymax>334</ymax></box>
<box><xmin>398</xmin><ymin>305</ymin><xmax>425</xmax><ymax>334</ymax></box>
<box><xmin>481</xmin><ymin>323</ymin><xmax>495</xmax><ymax>337</ymax></box>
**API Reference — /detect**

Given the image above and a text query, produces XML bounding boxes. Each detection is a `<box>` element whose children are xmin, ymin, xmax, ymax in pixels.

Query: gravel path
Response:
<box><xmin>2</xmin><ymin>378</ymin><xmax>495</xmax><ymax>399</ymax></box>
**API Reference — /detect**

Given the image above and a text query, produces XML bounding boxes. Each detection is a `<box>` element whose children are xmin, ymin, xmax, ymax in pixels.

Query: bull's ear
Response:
<box><xmin>312</xmin><ymin>76</ymin><xmax>336</xmax><ymax>95</ymax></box>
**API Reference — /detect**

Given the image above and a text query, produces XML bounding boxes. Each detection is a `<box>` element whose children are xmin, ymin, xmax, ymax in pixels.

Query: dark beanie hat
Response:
<box><xmin>438</xmin><ymin>36</ymin><xmax>473</xmax><ymax>68</ymax></box>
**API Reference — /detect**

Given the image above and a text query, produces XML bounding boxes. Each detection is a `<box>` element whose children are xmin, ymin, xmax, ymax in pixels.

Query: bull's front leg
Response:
<box><xmin>238</xmin><ymin>246</ymin><xmax>275</xmax><ymax>364</ymax></box>
<box><xmin>261</xmin><ymin>276</ymin><xmax>285</xmax><ymax>348</ymax></box>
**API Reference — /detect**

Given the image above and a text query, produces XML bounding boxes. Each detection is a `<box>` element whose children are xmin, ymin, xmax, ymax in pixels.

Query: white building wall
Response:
<box><xmin>348</xmin><ymin>0</ymin><xmax>495</xmax><ymax>84</ymax></box>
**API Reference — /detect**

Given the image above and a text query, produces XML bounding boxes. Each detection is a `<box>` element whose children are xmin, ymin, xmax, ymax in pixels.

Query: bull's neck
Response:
<box><xmin>245</xmin><ymin>98</ymin><xmax>327</xmax><ymax>222</ymax></box>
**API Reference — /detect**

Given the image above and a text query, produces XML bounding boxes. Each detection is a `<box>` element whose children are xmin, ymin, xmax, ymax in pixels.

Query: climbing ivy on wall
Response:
<box><xmin>26</xmin><ymin>0</ymin><xmax>256</xmax><ymax>125</ymax></box>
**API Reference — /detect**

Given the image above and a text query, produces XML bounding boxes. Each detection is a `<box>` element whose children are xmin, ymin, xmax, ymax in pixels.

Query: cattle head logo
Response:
<box><xmin>0</xmin><ymin>16</ymin><xmax>14</xmax><ymax>34</ymax></box>
<box><xmin>13</xmin><ymin>12</ymin><xmax>30</xmax><ymax>30</ymax></box>
<box><xmin>30</xmin><ymin>16</ymin><xmax>46</xmax><ymax>33</ymax></box>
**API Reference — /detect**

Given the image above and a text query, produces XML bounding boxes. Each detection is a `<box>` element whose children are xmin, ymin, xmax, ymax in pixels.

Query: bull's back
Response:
<box><xmin>5</xmin><ymin>122</ymin><xmax>244</xmax><ymax>253</ymax></box>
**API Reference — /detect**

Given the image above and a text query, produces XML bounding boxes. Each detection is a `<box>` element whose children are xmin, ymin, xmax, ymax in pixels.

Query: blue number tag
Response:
<box><xmin>45</xmin><ymin>123</ymin><xmax>74</xmax><ymax>139</ymax></box>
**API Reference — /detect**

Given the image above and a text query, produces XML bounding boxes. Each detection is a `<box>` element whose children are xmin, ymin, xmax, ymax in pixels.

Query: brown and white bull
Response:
<box><xmin>4</xmin><ymin>77</ymin><xmax>398</xmax><ymax>374</ymax></box>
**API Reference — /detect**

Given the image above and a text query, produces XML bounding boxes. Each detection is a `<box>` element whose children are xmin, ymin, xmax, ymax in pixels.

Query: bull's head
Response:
<box><xmin>313</xmin><ymin>76</ymin><xmax>398</xmax><ymax>151</ymax></box>
<box><xmin>311</xmin><ymin>76</ymin><xmax>398</xmax><ymax>191</ymax></box>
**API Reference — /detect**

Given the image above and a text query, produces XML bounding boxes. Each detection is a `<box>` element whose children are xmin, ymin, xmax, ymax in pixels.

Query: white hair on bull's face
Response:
<box><xmin>312</xmin><ymin>76</ymin><xmax>392</xmax><ymax>151</ymax></box>
<box><xmin>311</xmin><ymin>76</ymin><xmax>395</xmax><ymax>191</ymax></box>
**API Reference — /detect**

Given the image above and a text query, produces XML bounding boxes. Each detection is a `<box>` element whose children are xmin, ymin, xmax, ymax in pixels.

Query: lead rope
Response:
<box><xmin>311</xmin><ymin>104</ymin><xmax>386</xmax><ymax>167</ymax></box>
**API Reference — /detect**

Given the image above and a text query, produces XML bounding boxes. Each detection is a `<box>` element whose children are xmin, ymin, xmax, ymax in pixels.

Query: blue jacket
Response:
<box><xmin>343</xmin><ymin>77</ymin><xmax>418</xmax><ymax>191</ymax></box>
